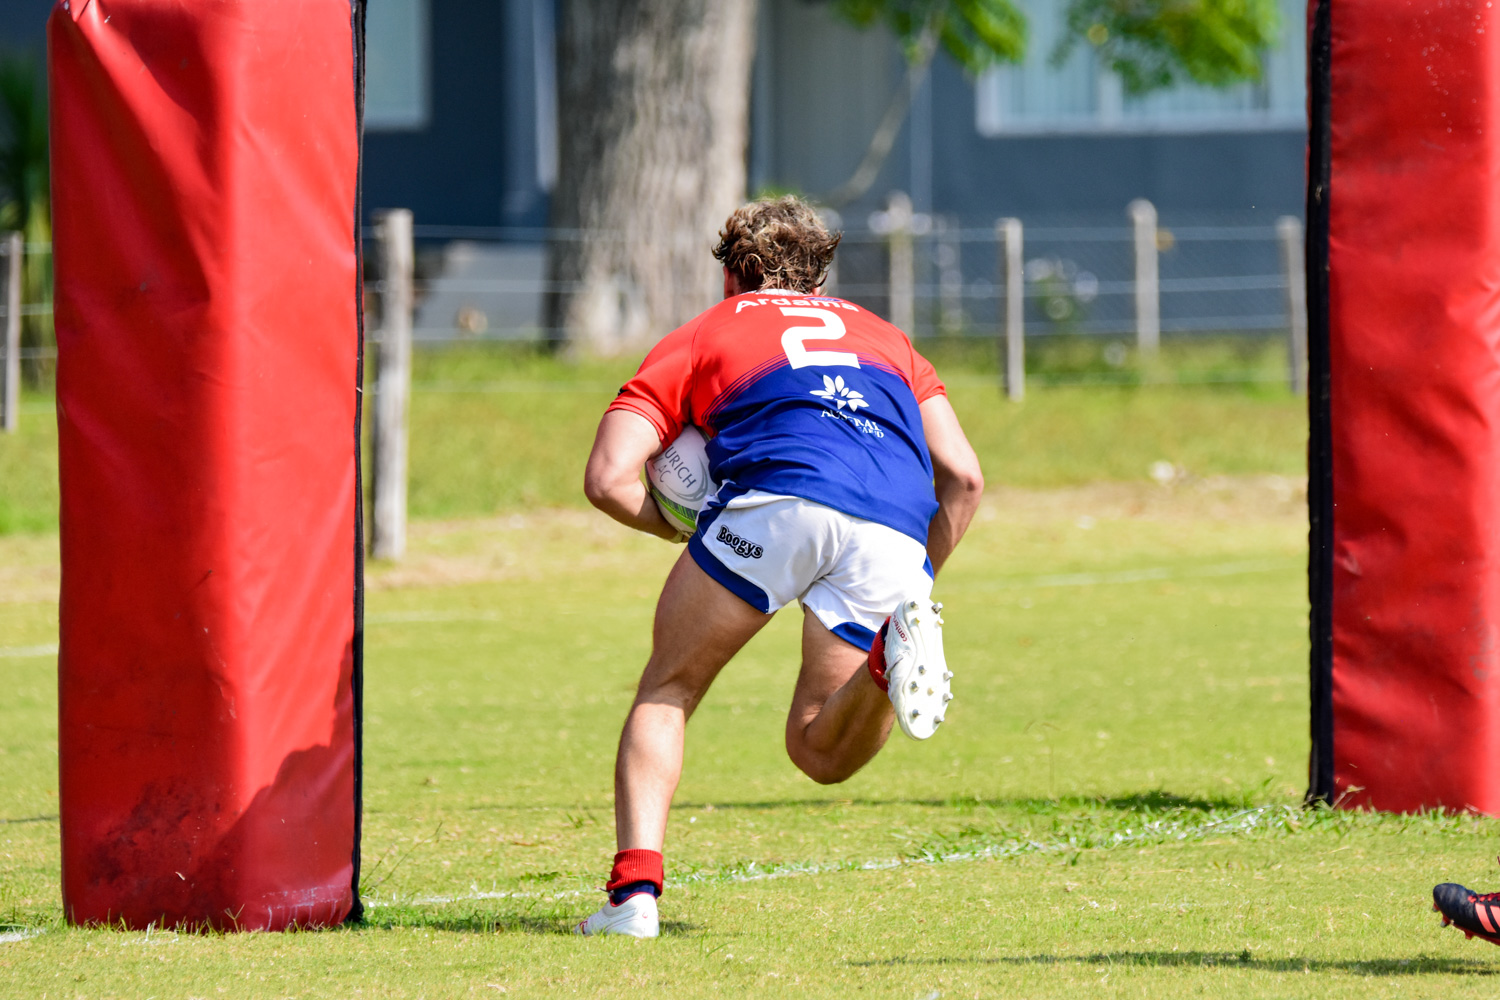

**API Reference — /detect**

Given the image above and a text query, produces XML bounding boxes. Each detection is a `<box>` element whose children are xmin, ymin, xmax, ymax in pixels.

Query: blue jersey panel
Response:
<box><xmin>703</xmin><ymin>361</ymin><xmax>937</xmax><ymax>543</ymax></box>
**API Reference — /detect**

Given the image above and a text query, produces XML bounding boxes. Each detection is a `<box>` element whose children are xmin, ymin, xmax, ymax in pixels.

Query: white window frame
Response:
<box><xmin>975</xmin><ymin>0</ymin><xmax>1306</xmax><ymax>136</ymax></box>
<box><xmin>364</xmin><ymin>0</ymin><xmax>431</xmax><ymax>132</ymax></box>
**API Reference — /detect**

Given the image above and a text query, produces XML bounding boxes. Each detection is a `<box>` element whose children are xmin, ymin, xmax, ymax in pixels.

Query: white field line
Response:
<box><xmin>366</xmin><ymin>804</ymin><xmax>1296</xmax><ymax>910</ymax></box>
<box><xmin>974</xmin><ymin>557</ymin><xmax>1295</xmax><ymax>592</ymax></box>
<box><xmin>0</xmin><ymin>928</ymin><xmax>45</xmax><ymax>944</ymax></box>
<box><xmin>0</xmin><ymin>643</ymin><xmax>57</xmax><ymax>659</ymax></box>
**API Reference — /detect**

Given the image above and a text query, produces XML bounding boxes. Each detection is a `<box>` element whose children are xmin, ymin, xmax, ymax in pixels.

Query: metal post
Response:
<box><xmin>1278</xmin><ymin>215</ymin><xmax>1309</xmax><ymax>395</ymax></box>
<box><xmin>998</xmin><ymin>218</ymin><xmax>1024</xmax><ymax>401</ymax></box>
<box><xmin>1129</xmin><ymin>199</ymin><xmax>1160</xmax><ymax>357</ymax></box>
<box><xmin>1</xmin><ymin>232</ymin><xmax>20</xmax><ymax>432</ymax></box>
<box><xmin>886</xmin><ymin>191</ymin><xmax>915</xmax><ymax>334</ymax></box>
<box><xmin>370</xmin><ymin>209</ymin><xmax>414</xmax><ymax>561</ymax></box>
<box><xmin>937</xmin><ymin>217</ymin><xmax>963</xmax><ymax>336</ymax></box>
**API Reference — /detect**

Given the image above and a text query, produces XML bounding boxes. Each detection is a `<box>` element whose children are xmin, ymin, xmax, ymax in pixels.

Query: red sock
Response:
<box><xmin>866</xmin><ymin>618</ymin><xmax>890</xmax><ymax>691</ymax></box>
<box><xmin>606</xmin><ymin>848</ymin><xmax>664</xmax><ymax>895</ymax></box>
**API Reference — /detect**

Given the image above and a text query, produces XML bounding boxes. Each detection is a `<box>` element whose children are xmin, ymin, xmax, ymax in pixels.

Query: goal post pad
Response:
<box><xmin>1309</xmin><ymin>0</ymin><xmax>1500</xmax><ymax>814</ymax></box>
<box><xmin>50</xmin><ymin>0</ymin><xmax>366</xmax><ymax>928</ymax></box>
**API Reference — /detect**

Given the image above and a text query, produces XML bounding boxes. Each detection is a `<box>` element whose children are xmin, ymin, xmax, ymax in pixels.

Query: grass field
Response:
<box><xmin>0</xmin><ymin>336</ymin><xmax>1306</xmax><ymax>533</ymax></box>
<box><xmin>3</xmin><ymin>341</ymin><xmax>1499</xmax><ymax>996</ymax></box>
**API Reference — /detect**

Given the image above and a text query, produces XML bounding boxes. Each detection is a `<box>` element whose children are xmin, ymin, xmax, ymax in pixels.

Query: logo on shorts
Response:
<box><xmin>716</xmin><ymin>525</ymin><xmax>764</xmax><ymax>559</ymax></box>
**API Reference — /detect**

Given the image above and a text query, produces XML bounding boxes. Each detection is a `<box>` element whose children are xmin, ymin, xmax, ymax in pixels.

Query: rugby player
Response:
<box><xmin>578</xmin><ymin>196</ymin><xmax>984</xmax><ymax>937</ymax></box>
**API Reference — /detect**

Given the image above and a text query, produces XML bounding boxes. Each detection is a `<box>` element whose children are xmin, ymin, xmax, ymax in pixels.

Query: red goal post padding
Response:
<box><xmin>1308</xmin><ymin>0</ymin><xmax>1500</xmax><ymax>814</ymax></box>
<box><xmin>50</xmin><ymin>0</ymin><xmax>366</xmax><ymax>928</ymax></box>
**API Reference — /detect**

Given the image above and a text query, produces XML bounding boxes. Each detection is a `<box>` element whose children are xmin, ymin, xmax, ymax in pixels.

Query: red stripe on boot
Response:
<box><xmin>606</xmin><ymin>849</ymin><xmax>664</xmax><ymax>894</ymax></box>
<box><xmin>867</xmin><ymin>618</ymin><xmax>890</xmax><ymax>691</ymax></box>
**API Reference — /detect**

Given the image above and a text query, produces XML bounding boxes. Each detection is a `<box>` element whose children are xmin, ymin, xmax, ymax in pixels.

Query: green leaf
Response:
<box><xmin>831</xmin><ymin>0</ymin><xmax>1276</xmax><ymax>92</ymax></box>
<box><xmin>833</xmin><ymin>0</ymin><xmax>1027</xmax><ymax>73</ymax></box>
<box><xmin>1056</xmin><ymin>0</ymin><xmax>1281</xmax><ymax>95</ymax></box>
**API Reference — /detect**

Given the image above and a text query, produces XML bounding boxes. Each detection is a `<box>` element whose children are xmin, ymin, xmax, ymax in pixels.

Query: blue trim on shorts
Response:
<box><xmin>830</xmin><ymin>620</ymin><xmax>877</xmax><ymax>652</ymax></box>
<box><xmin>688</xmin><ymin>531</ymin><xmax>773</xmax><ymax>613</ymax></box>
<box><xmin>923</xmin><ymin>554</ymin><xmax>935</xmax><ymax>579</ymax></box>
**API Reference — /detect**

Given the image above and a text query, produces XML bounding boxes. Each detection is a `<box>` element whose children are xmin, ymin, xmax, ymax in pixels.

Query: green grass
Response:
<box><xmin>0</xmin><ymin>337</ymin><xmax>1307</xmax><ymax>533</ymax></box>
<box><xmin>6</xmin><ymin>336</ymin><xmax>1488</xmax><ymax>995</ymax></box>
<box><xmin>4</xmin><ymin>476</ymin><xmax>1499</xmax><ymax>996</ymax></box>
<box><xmin>0</xmin><ymin>395</ymin><xmax>57</xmax><ymax>535</ymax></box>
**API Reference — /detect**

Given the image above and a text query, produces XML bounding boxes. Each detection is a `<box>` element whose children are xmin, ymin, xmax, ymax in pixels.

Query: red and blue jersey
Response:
<box><xmin>608</xmin><ymin>290</ymin><xmax>946</xmax><ymax>544</ymax></box>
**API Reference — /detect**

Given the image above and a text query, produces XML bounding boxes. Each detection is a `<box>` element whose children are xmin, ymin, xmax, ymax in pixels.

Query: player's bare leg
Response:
<box><xmin>580</xmin><ymin>552</ymin><xmax>768</xmax><ymax>936</ymax></box>
<box><xmin>614</xmin><ymin>550</ymin><xmax>769</xmax><ymax>851</ymax></box>
<box><xmin>783</xmin><ymin>609</ymin><xmax>896</xmax><ymax>784</ymax></box>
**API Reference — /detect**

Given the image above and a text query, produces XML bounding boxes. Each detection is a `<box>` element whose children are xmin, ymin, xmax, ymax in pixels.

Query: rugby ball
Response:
<box><xmin>646</xmin><ymin>426</ymin><xmax>718</xmax><ymax>534</ymax></box>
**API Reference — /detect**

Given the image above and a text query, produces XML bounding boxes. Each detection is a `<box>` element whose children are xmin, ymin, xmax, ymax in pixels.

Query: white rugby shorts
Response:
<box><xmin>687</xmin><ymin>490</ymin><xmax>933</xmax><ymax>651</ymax></box>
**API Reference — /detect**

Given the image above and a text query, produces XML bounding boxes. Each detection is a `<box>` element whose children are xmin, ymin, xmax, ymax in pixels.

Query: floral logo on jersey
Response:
<box><xmin>810</xmin><ymin>375</ymin><xmax>869</xmax><ymax>411</ymax></box>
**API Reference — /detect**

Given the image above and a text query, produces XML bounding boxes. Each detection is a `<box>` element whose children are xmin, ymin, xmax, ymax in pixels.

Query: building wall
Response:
<box><xmin>751</xmin><ymin>0</ymin><xmax>1306</xmax><ymax>228</ymax></box>
<box><xmin>0</xmin><ymin>0</ymin><xmax>545</xmax><ymax>230</ymax></box>
<box><xmin>363</xmin><ymin>0</ymin><xmax>554</xmax><ymax>230</ymax></box>
<box><xmin>929</xmin><ymin>55</ymin><xmax>1306</xmax><ymax>224</ymax></box>
<box><xmin>749</xmin><ymin>1</ymin><xmax>901</xmax><ymax>203</ymax></box>
<box><xmin>0</xmin><ymin>0</ymin><xmax>49</xmax><ymax>55</ymax></box>
<box><xmin>8</xmin><ymin>1</ymin><xmax>1306</xmax><ymax>233</ymax></box>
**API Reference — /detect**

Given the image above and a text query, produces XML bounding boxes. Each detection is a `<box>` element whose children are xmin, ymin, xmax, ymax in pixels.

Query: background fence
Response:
<box><xmin>0</xmin><ymin>236</ymin><xmax>52</xmax><ymax>432</ymax></box>
<box><xmin>366</xmin><ymin>197</ymin><xmax>1307</xmax><ymax>394</ymax></box>
<box><xmin>1</xmin><ymin>195</ymin><xmax>1308</xmax><ymax>434</ymax></box>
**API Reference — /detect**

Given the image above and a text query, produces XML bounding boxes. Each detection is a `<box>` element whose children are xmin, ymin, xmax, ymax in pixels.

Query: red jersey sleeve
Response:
<box><xmin>909</xmin><ymin>343</ymin><xmax>946</xmax><ymax>402</ymax></box>
<box><xmin>606</xmin><ymin>320</ymin><xmax>697</xmax><ymax>443</ymax></box>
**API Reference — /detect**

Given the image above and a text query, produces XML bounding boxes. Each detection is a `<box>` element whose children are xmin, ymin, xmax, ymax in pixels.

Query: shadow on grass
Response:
<box><xmin>668</xmin><ymin>790</ymin><xmax>1245</xmax><ymax>814</ymax></box>
<box><xmin>848</xmin><ymin>951</ymin><xmax>1498</xmax><ymax>976</ymax></box>
<box><xmin>11</xmin><ymin>791</ymin><xmax>1246</xmax><ymax>832</ymax></box>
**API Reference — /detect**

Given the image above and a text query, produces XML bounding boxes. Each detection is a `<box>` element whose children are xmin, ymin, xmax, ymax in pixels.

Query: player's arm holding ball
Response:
<box><xmin>920</xmin><ymin>393</ymin><xmax>984</xmax><ymax>574</ymax></box>
<box><xmin>583</xmin><ymin>410</ymin><xmax>683</xmax><ymax>542</ymax></box>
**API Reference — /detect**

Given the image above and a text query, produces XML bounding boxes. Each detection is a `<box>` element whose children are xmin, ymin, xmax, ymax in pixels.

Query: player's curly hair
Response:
<box><xmin>713</xmin><ymin>196</ymin><xmax>842</xmax><ymax>294</ymax></box>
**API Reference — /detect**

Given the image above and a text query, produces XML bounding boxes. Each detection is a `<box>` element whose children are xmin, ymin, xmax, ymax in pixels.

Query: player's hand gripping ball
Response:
<box><xmin>646</xmin><ymin>426</ymin><xmax>718</xmax><ymax>536</ymax></box>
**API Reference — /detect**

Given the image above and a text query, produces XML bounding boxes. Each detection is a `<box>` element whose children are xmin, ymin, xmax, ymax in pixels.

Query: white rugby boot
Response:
<box><xmin>883</xmin><ymin>597</ymin><xmax>951</xmax><ymax>740</ymax></box>
<box><xmin>575</xmin><ymin>892</ymin><xmax>660</xmax><ymax>938</ymax></box>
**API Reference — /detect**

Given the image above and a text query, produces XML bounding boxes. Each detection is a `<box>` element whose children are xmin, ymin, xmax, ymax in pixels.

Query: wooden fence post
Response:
<box><xmin>998</xmin><ymin>218</ymin><xmax>1024</xmax><ymax>401</ymax></box>
<box><xmin>370</xmin><ymin>209</ymin><xmax>414</xmax><ymax>561</ymax></box>
<box><xmin>1129</xmin><ymin>198</ymin><xmax>1160</xmax><ymax>357</ymax></box>
<box><xmin>886</xmin><ymin>191</ymin><xmax>915</xmax><ymax>334</ymax></box>
<box><xmin>1</xmin><ymin>232</ymin><xmax>20</xmax><ymax>433</ymax></box>
<box><xmin>937</xmin><ymin>217</ymin><xmax>964</xmax><ymax>336</ymax></box>
<box><xmin>1278</xmin><ymin>215</ymin><xmax>1309</xmax><ymax>395</ymax></box>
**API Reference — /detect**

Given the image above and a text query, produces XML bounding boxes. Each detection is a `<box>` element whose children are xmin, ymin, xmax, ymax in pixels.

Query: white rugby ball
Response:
<box><xmin>646</xmin><ymin>425</ymin><xmax>718</xmax><ymax>534</ymax></box>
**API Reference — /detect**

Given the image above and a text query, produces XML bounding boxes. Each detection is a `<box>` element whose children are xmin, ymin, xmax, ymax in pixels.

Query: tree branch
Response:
<box><xmin>818</xmin><ymin>20</ymin><xmax>939</xmax><ymax>209</ymax></box>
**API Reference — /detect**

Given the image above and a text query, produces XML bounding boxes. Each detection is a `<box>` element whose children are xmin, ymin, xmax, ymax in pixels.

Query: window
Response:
<box><xmin>365</xmin><ymin>0</ymin><xmax>430</xmax><ymax>130</ymax></box>
<box><xmin>975</xmin><ymin>0</ymin><xmax>1305</xmax><ymax>135</ymax></box>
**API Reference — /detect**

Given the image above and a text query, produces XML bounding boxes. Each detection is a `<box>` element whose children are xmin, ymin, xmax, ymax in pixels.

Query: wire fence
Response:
<box><xmin>2</xmin><ymin>241</ymin><xmax>55</xmax><ymax>346</ymax></box>
<box><xmin>366</xmin><ymin>211</ymin><xmax>1301</xmax><ymax>353</ymax></box>
<box><xmin>2</xmin><ymin>206</ymin><xmax>1303</xmax><ymax>368</ymax></box>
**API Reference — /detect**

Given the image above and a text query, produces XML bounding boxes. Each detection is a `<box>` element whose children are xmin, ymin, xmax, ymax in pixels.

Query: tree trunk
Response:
<box><xmin>546</xmin><ymin>0</ymin><xmax>757</xmax><ymax>356</ymax></box>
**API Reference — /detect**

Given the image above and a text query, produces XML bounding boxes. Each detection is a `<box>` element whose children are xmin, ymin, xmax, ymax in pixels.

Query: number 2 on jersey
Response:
<box><xmin>779</xmin><ymin>307</ymin><xmax>859</xmax><ymax>369</ymax></box>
